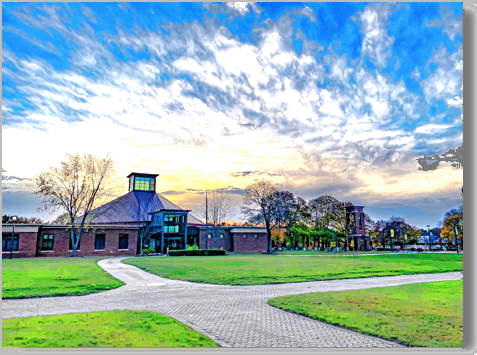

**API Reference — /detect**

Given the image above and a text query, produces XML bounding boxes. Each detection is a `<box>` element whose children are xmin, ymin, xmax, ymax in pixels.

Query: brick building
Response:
<box><xmin>2</xmin><ymin>172</ymin><xmax>268</xmax><ymax>258</ymax></box>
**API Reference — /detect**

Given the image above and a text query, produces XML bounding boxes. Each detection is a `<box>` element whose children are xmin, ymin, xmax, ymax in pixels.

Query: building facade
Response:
<box><xmin>2</xmin><ymin>172</ymin><xmax>268</xmax><ymax>258</ymax></box>
<box><xmin>345</xmin><ymin>205</ymin><xmax>369</xmax><ymax>251</ymax></box>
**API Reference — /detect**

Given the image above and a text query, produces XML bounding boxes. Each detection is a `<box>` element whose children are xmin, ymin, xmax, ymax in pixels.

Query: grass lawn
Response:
<box><xmin>2</xmin><ymin>257</ymin><xmax>123</xmax><ymax>299</ymax></box>
<box><xmin>275</xmin><ymin>250</ymin><xmax>392</xmax><ymax>255</ymax></box>
<box><xmin>123</xmin><ymin>253</ymin><xmax>462</xmax><ymax>286</ymax></box>
<box><xmin>268</xmin><ymin>280</ymin><xmax>463</xmax><ymax>347</ymax></box>
<box><xmin>3</xmin><ymin>311</ymin><xmax>219</xmax><ymax>347</ymax></box>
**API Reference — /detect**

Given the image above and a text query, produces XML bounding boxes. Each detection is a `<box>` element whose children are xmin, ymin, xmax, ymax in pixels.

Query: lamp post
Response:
<box><xmin>10</xmin><ymin>216</ymin><xmax>17</xmax><ymax>259</ymax></box>
<box><xmin>390</xmin><ymin>228</ymin><xmax>394</xmax><ymax>252</ymax></box>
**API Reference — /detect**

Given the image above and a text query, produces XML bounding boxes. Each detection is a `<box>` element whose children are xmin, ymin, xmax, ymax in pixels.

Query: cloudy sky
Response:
<box><xmin>2</xmin><ymin>2</ymin><xmax>463</xmax><ymax>227</ymax></box>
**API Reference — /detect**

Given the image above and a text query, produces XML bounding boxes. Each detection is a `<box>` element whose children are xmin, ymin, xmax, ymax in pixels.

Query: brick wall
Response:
<box><xmin>232</xmin><ymin>233</ymin><xmax>268</xmax><ymax>253</ymax></box>
<box><xmin>2</xmin><ymin>232</ymin><xmax>38</xmax><ymax>258</ymax></box>
<box><xmin>35</xmin><ymin>227</ymin><xmax>138</xmax><ymax>257</ymax></box>
<box><xmin>198</xmin><ymin>229</ymin><xmax>232</xmax><ymax>250</ymax></box>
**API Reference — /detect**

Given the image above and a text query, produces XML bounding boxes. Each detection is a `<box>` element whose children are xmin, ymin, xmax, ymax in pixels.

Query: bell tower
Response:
<box><xmin>345</xmin><ymin>205</ymin><xmax>369</xmax><ymax>251</ymax></box>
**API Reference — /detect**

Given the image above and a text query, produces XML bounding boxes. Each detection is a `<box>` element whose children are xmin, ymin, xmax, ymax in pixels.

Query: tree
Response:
<box><xmin>208</xmin><ymin>189</ymin><xmax>232</xmax><ymax>228</ymax></box>
<box><xmin>35</xmin><ymin>154</ymin><xmax>113</xmax><ymax>257</ymax></box>
<box><xmin>308</xmin><ymin>195</ymin><xmax>341</xmax><ymax>230</ymax></box>
<box><xmin>2</xmin><ymin>215</ymin><xmax>44</xmax><ymax>224</ymax></box>
<box><xmin>242</xmin><ymin>180</ymin><xmax>278</xmax><ymax>253</ymax></box>
<box><xmin>51</xmin><ymin>213</ymin><xmax>69</xmax><ymax>224</ymax></box>
<box><xmin>441</xmin><ymin>211</ymin><xmax>463</xmax><ymax>253</ymax></box>
<box><xmin>268</xmin><ymin>191</ymin><xmax>297</xmax><ymax>229</ymax></box>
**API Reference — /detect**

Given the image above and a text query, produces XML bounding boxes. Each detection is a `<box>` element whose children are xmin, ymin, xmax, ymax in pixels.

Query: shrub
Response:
<box><xmin>168</xmin><ymin>249</ymin><xmax>226</xmax><ymax>256</ymax></box>
<box><xmin>142</xmin><ymin>248</ymin><xmax>156</xmax><ymax>255</ymax></box>
<box><xmin>186</xmin><ymin>244</ymin><xmax>199</xmax><ymax>251</ymax></box>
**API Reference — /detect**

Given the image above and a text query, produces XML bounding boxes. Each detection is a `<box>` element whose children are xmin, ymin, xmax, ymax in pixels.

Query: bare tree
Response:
<box><xmin>242</xmin><ymin>180</ymin><xmax>278</xmax><ymax>253</ymax></box>
<box><xmin>35</xmin><ymin>154</ymin><xmax>114</xmax><ymax>257</ymax></box>
<box><xmin>209</xmin><ymin>189</ymin><xmax>232</xmax><ymax>228</ymax></box>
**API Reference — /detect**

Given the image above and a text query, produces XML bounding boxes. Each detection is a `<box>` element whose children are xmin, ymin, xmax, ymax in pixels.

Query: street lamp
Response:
<box><xmin>390</xmin><ymin>229</ymin><xmax>394</xmax><ymax>252</ymax></box>
<box><xmin>10</xmin><ymin>216</ymin><xmax>17</xmax><ymax>259</ymax></box>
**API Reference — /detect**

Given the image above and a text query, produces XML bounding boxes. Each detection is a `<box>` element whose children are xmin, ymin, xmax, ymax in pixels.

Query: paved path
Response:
<box><xmin>2</xmin><ymin>257</ymin><xmax>462</xmax><ymax>348</ymax></box>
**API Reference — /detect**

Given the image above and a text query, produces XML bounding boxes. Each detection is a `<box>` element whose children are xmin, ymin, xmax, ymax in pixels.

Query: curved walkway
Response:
<box><xmin>2</xmin><ymin>257</ymin><xmax>462</xmax><ymax>348</ymax></box>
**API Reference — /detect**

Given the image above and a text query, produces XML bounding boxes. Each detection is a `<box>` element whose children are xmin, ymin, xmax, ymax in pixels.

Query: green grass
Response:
<box><xmin>2</xmin><ymin>257</ymin><xmax>123</xmax><ymax>299</ymax></box>
<box><xmin>276</xmin><ymin>250</ymin><xmax>392</xmax><ymax>255</ymax></box>
<box><xmin>123</xmin><ymin>253</ymin><xmax>462</xmax><ymax>286</ymax></box>
<box><xmin>268</xmin><ymin>280</ymin><xmax>463</xmax><ymax>347</ymax></box>
<box><xmin>2</xmin><ymin>311</ymin><xmax>219</xmax><ymax>347</ymax></box>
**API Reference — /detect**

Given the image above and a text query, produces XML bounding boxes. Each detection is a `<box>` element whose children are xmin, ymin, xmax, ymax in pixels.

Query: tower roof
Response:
<box><xmin>87</xmin><ymin>190</ymin><xmax>203</xmax><ymax>224</ymax></box>
<box><xmin>127</xmin><ymin>172</ymin><xmax>159</xmax><ymax>178</ymax></box>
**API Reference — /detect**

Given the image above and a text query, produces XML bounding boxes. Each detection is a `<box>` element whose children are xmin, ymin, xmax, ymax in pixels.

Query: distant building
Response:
<box><xmin>345</xmin><ymin>205</ymin><xmax>369</xmax><ymax>251</ymax></box>
<box><xmin>2</xmin><ymin>172</ymin><xmax>267</xmax><ymax>258</ymax></box>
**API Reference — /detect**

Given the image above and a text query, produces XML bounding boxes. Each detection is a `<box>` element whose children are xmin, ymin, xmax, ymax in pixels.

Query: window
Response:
<box><xmin>69</xmin><ymin>236</ymin><xmax>81</xmax><ymax>250</ymax></box>
<box><xmin>118</xmin><ymin>234</ymin><xmax>129</xmax><ymax>249</ymax></box>
<box><xmin>220</xmin><ymin>233</ymin><xmax>224</xmax><ymax>239</ymax></box>
<box><xmin>95</xmin><ymin>234</ymin><xmax>106</xmax><ymax>250</ymax></box>
<box><xmin>164</xmin><ymin>214</ymin><xmax>181</xmax><ymax>223</ymax></box>
<box><xmin>164</xmin><ymin>225</ymin><xmax>179</xmax><ymax>233</ymax></box>
<box><xmin>243</xmin><ymin>234</ymin><xmax>247</xmax><ymax>239</ymax></box>
<box><xmin>134</xmin><ymin>176</ymin><xmax>155</xmax><ymax>191</ymax></box>
<box><xmin>2</xmin><ymin>233</ymin><xmax>19</xmax><ymax>251</ymax></box>
<box><xmin>41</xmin><ymin>234</ymin><xmax>54</xmax><ymax>251</ymax></box>
<box><xmin>207</xmin><ymin>233</ymin><xmax>212</xmax><ymax>239</ymax></box>
<box><xmin>253</xmin><ymin>234</ymin><xmax>258</xmax><ymax>239</ymax></box>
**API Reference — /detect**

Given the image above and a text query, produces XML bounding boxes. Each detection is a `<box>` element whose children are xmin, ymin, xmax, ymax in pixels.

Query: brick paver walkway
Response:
<box><xmin>2</xmin><ymin>257</ymin><xmax>462</xmax><ymax>348</ymax></box>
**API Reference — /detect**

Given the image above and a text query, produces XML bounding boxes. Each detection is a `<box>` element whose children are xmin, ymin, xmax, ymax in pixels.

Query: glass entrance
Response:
<box><xmin>165</xmin><ymin>236</ymin><xmax>185</xmax><ymax>250</ymax></box>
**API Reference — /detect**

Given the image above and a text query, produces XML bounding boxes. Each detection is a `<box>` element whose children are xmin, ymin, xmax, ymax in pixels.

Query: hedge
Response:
<box><xmin>168</xmin><ymin>249</ymin><xmax>226</xmax><ymax>256</ymax></box>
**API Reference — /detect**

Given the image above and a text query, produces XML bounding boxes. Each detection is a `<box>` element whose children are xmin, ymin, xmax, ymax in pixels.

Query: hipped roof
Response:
<box><xmin>87</xmin><ymin>190</ymin><xmax>203</xmax><ymax>224</ymax></box>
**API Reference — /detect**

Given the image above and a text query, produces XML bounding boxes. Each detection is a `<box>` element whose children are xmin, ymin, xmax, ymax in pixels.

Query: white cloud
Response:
<box><xmin>2</xmin><ymin>4</ymin><xmax>463</xmax><ymax>225</ymax></box>
<box><xmin>415</xmin><ymin>123</ymin><xmax>453</xmax><ymax>135</ymax></box>
<box><xmin>226</xmin><ymin>2</ymin><xmax>253</xmax><ymax>15</ymax></box>
<box><xmin>358</xmin><ymin>4</ymin><xmax>394</xmax><ymax>68</ymax></box>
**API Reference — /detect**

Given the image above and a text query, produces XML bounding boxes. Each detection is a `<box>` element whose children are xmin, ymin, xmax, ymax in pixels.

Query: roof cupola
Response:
<box><xmin>127</xmin><ymin>172</ymin><xmax>158</xmax><ymax>193</ymax></box>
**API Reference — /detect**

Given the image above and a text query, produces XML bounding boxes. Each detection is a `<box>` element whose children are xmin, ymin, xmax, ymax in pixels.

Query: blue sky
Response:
<box><xmin>2</xmin><ymin>2</ymin><xmax>463</xmax><ymax>227</ymax></box>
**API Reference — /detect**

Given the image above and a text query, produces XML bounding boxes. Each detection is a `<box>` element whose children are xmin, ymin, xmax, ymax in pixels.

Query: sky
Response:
<box><xmin>2</xmin><ymin>2</ymin><xmax>463</xmax><ymax>228</ymax></box>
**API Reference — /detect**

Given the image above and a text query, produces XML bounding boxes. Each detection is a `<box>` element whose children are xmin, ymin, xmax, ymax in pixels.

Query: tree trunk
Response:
<box><xmin>70</xmin><ymin>229</ymin><xmax>78</xmax><ymax>257</ymax></box>
<box><xmin>265</xmin><ymin>221</ymin><xmax>272</xmax><ymax>253</ymax></box>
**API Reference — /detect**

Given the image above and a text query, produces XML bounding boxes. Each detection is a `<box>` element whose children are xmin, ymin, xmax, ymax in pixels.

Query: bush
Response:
<box><xmin>186</xmin><ymin>244</ymin><xmax>199</xmax><ymax>251</ymax></box>
<box><xmin>142</xmin><ymin>248</ymin><xmax>156</xmax><ymax>255</ymax></box>
<box><xmin>168</xmin><ymin>249</ymin><xmax>226</xmax><ymax>256</ymax></box>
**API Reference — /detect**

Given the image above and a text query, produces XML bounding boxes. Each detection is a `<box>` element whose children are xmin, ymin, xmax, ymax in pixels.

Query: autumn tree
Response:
<box><xmin>441</xmin><ymin>210</ymin><xmax>463</xmax><ymax>253</ymax></box>
<box><xmin>35</xmin><ymin>154</ymin><xmax>113</xmax><ymax>257</ymax></box>
<box><xmin>242</xmin><ymin>180</ymin><xmax>278</xmax><ymax>253</ymax></box>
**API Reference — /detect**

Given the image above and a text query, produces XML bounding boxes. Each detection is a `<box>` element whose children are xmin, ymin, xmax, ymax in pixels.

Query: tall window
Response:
<box><xmin>253</xmin><ymin>234</ymin><xmax>258</xmax><ymax>239</ymax></box>
<box><xmin>243</xmin><ymin>234</ymin><xmax>247</xmax><ymax>239</ymax></box>
<box><xmin>118</xmin><ymin>234</ymin><xmax>129</xmax><ymax>249</ymax></box>
<box><xmin>95</xmin><ymin>234</ymin><xmax>106</xmax><ymax>250</ymax></box>
<box><xmin>41</xmin><ymin>234</ymin><xmax>54</xmax><ymax>251</ymax></box>
<box><xmin>134</xmin><ymin>177</ymin><xmax>155</xmax><ymax>191</ymax></box>
<box><xmin>69</xmin><ymin>236</ymin><xmax>81</xmax><ymax>250</ymax></box>
<box><xmin>2</xmin><ymin>233</ymin><xmax>19</xmax><ymax>251</ymax></box>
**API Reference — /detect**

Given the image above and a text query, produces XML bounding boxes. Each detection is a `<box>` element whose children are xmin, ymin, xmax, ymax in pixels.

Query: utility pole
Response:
<box><xmin>205</xmin><ymin>189</ymin><xmax>208</xmax><ymax>250</ymax></box>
